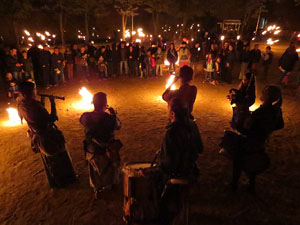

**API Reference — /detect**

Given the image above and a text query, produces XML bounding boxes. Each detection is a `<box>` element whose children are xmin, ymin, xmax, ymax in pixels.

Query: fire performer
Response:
<box><xmin>162</xmin><ymin>65</ymin><xmax>197</xmax><ymax>119</ymax></box>
<box><xmin>158</xmin><ymin>98</ymin><xmax>203</xmax><ymax>224</ymax></box>
<box><xmin>220</xmin><ymin>86</ymin><xmax>284</xmax><ymax>194</ymax></box>
<box><xmin>80</xmin><ymin>92</ymin><xmax>122</xmax><ymax>199</ymax></box>
<box><xmin>227</xmin><ymin>72</ymin><xmax>256</xmax><ymax>133</ymax></box>
<box><xmin>17</xmin><ymin>82</ymin><xmax>77</xmax><ymax>188</ymax></box>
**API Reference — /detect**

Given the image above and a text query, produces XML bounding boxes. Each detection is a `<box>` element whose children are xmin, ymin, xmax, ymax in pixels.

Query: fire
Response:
<box><xmin>74</xmin><ymin>87</ymin><xmax>94</xmax><ymax>110</ymax></box>
<box><xmin>249</xmin><ymin>103</ymin><xmax>260</xmax><ymax>112</ymax></box>
<box><xmin>296</xmin><ymin>48</ymin><xmax>300</xmax><ymax>53</ymax></box>
<box><xmin>3</xmin><ymin>108</ymin><xmax>23</xmax><ymax>127</ymax></box>
<box><xmin>166</xmin><ymin>75</ymin><xmax>177</xmax><ymax>91</ymax></box>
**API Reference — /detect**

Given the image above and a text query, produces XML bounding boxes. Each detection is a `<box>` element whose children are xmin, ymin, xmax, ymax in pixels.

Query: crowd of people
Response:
<box><xmin>1</xmin><ymin>37</ymin><xmax>299</xmax><ymax>101</ymax></box>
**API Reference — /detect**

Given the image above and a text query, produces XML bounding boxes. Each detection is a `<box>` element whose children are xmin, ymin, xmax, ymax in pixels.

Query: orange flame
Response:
<box><xmin>74</xmin><ymin>87</ymin><xmax>94</xmax><ymax>110</ymax></box>
<box><xmin>3</xmin><ymin>108</ymin><xmax>23</xmax><ymax>127</ymax></box>
<box><xmin>166</xmin><ymin>75</ymin><xmax>176</xmax><ymax>91</ymax></box>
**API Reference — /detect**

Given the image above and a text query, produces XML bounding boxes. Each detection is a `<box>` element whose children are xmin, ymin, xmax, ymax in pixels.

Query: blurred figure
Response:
<box><xmin>278</xmin><ymin>42</ymin><xmax>299</xmax><ymax>85</ymax></box>
<box><xmin>21</xmin><ymin>51</ymin><xmax>34</xmax><ymax>81</ymax></box>
<box><xmin>5</xmin><ymin>47</ymin><xmax>22</xmax><ymax>81</ymax></box>
<box><xmin>64</xmin><ymin>46</ymin><xmax>74</xmax><ymax>80</ymax></box>
<box><xmin>51</xmin><ymin>47</ymin><xmax>64</xmax><ymax>85</ymax></box>
<box><xmin>224</xmin><ymin>45</ymin><xmax>235</xmax><ymax>84</ymax></box>
<box><xmin>111</xmin><ymin>43</ymin><xmax>120</xmax><ymax>77</ymax></box>
<box><xmin>167</xmin><ymin>43</ymin><xmax>178</xmax><ymax>72</ymax></box>
<box><xmin>77</xmin><ymin>46</ymin><xmax>89</xmax><ymax>78</ymax></box>
<box><xmin>97</xmin><ymin>55</ymin><xmax>107</xmax><ymax>79</ymax></box>
<box><xmin>119</xmin><ymin>42</ymin><xmax>128</xmax><ymax>75</ymax></box>
<box><xmin>178</xmin><ymin>42</ymin><xmax>190</xmax><ymax>68</ymax></box>
<box><xmin>155</xmin><ymin>46</ymin><xmax>164</xmax><ymax>77</ymax></box>
<box><xmin>128</xmin><ymin>45</ymin><xmax>137</xmax><ymax>76</ymax></box>
<box><xmin>203</xmin><ymin>53</ymin><xmax>215</xmax><ymax>83</ymax></box>
<box><xmin>249</xmin><ymin>44</ymin><xmax>261</xmax><ymax>76</ymax></box>
<box><xmin>190</xmin><ymin>42</ymin><xmax>202</xmax><ymax>77</ymax></box>
<box><xmin>5</xmin><ymin>72</ymin><xmax>18</xmax><ymax>100</ymax></box>
<box><xmin>239</xmin><ymin>45</ymin><xmax>251</xmax><ymax>80</ymax></box>
<box><xmin>39</xmin><ymin>45</ymin><xmax>51</xmax><ymax>87</ymax></box>
<box><xmin>262</xmin><ymin>46</ymin><xmax>273</xmax><ymax>82</ymax></box>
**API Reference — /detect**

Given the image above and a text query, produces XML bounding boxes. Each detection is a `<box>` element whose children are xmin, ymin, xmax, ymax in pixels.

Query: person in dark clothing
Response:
<box><xmin>209</xmin><ymin>43</ymin><xmax>218</xmax><ymax>60</ymax></box>
<box><xmin>5</xmin><ymin>72</ymin><xmax>18</xmax><ymax>99</ymax></box>
<box><xmin>162</xmin><ymin>66</ymin><xmax>197</xmax><ymax>118</ymax></box>
<box><xmin>128</xmin><ymin>45</ymin><xmax>137</xmax><ymax>76</ymax></box>
<box><xmin>27</xmin><ymin>43</ymin><xmax>40</xmax><ymax>82</ymax></box>
<box><xmin>5</xmin><ymin>47</ymin><xmax>22</xmax><ymax>81</ymax></box>
<box><xmin>167</xmin><ymin>43</ymin><xmax>178</xmax><ymax>72</ymax></box>
<box><xmin>51</xmin><ymin>47</ymin><xmax>64</xmax><ymax>85</ymax></box>
<box><xmin>278</xmin><ymin>43</ymin><xmax>299</xmax><ymax>85</ymax></box>
<box><xmin>224</xmin><ymin>45</ymin><xmax>235</xmax><ymax>84</ymax></box>
<box><xmin>119</xmin><ymin>42</ymin><xmax>128</xmax><ymax>75</ymax></box>
<box><xmin>21</xmin><ymin>51</ymin><xmax>34</xmax><ymax>81</ymax></box>
<box><xmin>64</xmin><ymin>46</ymin><xmax>74</xmax><ymax>80</ymax></box>
<box><xmin>105</xmin><ymin>45</ymin><xmax>113</xmax><ymax>77</ymax></box>
<box><xmin>111</xmin><ymin>43</ymin><xmax>120</xmax><ymax>77</ymax></box>
<box><xmin>139</xmin><ymin>46</ymin><xmax>146</xmax><ymax>78</ymax></box>
<box><xmin>39</xmin><ymin>45</ymin><xmax>51</xmax><ymax>87</ymax></box>
<box><xmin>228</xmin><ymin>72</ymin><xmax>256</xmax><ymax>133</ymax></box>
<box><xmin>220</xmin><ymin>85</ymin><xmax>284</xmax><ymax>194</ymax></box>
<box><xmin>159</xmin><ymin>98</ymin><xmax>203</xmax><ymax>224</ymax></box>
<box><xmin>239</xmin><ymin>45</ymin><xmax>251</xmax><ymax>80</ymax></box>
<box><xmin>77</xmin><ymin>46</ymin><xmax>89</xmax><ymax>78</ymax></box>
<box><xmin>190</xmin><ymin>42</ymin><xmax>202</xmax><ymax>77</ymax></box>
<box><xmin>18</xmin><ymin>82</ymin><xmax>77</xmax><ymax>188</ymax></box>
<box><xmin>72</xmin><ymin>44</ymin><xmax>80</xmax><ymax>77</ymax></box>
<box><xmin>249</xmin><ymin>44</ymin><xmax>261</xmax><ymax>76</ymax></box>
<box><xmin>80</xmin><ymin>92</ymin><xmax>122</xmax><ymax>199</ymax></box>
<box><xmin>262</xmin><ymin>46</ymin><xmax>273</xmax><ymax>82</ymax></box>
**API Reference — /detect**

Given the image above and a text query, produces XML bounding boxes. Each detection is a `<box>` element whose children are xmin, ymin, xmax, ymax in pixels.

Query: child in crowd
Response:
<box><xmin>144</xmin><ymin>50</ymin><xmax>152</xmax><ymax>77</ymax></box>
<box><xmin>151</xmin><ymin>53</ymin><xmax>156</xmax><ymax>77</ymax></box>
<box><xmin>97</xmin><ymin>55</ymin><xmax>107</xmax><ymax>79</ymax></box>
<box><xmin>5</xmin><ymin>72</ymin><xmax>18</xmax><ymax>99</ymax></box>
<box><xmin>203</xmin><ymin>53</ymin><xmax>215</xmax><ymax>83</ymax></box>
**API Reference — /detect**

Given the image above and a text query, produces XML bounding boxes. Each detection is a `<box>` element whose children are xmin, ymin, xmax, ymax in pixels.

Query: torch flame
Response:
<box><xmin>74</xmin><ymin>87</ymin><xmax>94</xmax><ymax>110</ymax></box>
<box><xmin>166</xmin><ymin>75</ymin><xmax>176</xmax><ymax>91</ymax></box>
<box><xmin>3</xmin><ymin>108</ymin><xmax>22</xmax><ymax>127</ymax></box>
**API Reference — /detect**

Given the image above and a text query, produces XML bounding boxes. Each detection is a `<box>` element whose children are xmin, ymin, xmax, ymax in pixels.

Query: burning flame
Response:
<box><xmin>3</xmin><ymin>108</ymin><xmax>23</xmax><ymax>127</ymax></box>
<box><xmin>166</xmin><ymin>75</ymin><xmax>177</xmax><ymax>91</ymax></box>
<box><xmin>74</xmin><ymin>87</ymin><xmax>94</xmax><ymax>110</ymax></box>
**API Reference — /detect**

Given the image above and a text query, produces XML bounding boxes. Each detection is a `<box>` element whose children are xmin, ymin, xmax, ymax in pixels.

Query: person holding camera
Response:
<box><xmin>18</xmin><ymin>82</ymin><xmax>77</xmax><ymax>188</ymax></box>
<box><xmin>80</xmin><ymin>92</ymin><xmax>122</xmax><ymax>199</ymax></box>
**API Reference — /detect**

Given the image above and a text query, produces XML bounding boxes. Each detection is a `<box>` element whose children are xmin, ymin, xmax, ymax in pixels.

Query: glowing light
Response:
<box><xmin>24</xmin><ymin>30</ymin><xmax>30</xmax><ymax>36</ymax></box>
<box><xmin>262</xmin><ymin>30</ymin><xmax>267</xmax><ymax>35</ymax></box>
<box><xmin>45</xmin><ymin>31</ymin><xmax>50</xmax><ymax>36</ymax></box>
<box><xmin>117</xmin><ymin>29</ymin><xmax>120</xmax><ymax>32</ymax></box>
<box><xmin>135</xmin><ymin>39</ymin><xmax>141</xmax><ymax>43</ymax></box>
<box><xmin>41</xmin><ymin>35</ymin><xmax>45</xmax><ymax>41</ymax></box>
<box><xmin>296</xmin><ymin>48</ymin><xmax>300</xmax><ymax>52</ymax></box>
<box><xmin>132</xmin><ymin>31</ymin><xmax>136</xmax><ymax>35</ymax></box>
<box><xmin>191</xmin><ymin>38</ymin><xmax>194</xmax><ymax>41</ymax></box>
<box><xmin>166</xmin><ymin>75</ymin><xmax>177</xmax><ymax>91</ymax></box>
<box><xmin>28</xmin><ymin>37</ymin><xmax>34</xmax><ymax>42</ymax></box>
<box><xmin>249</xmin><ymin>104</ymin><xmax>260</xmax><ymax>112</ymax></box>
<box><xmin>3</xmin><ymin>108</ymin><xmax>22</xmax><ymax>127</ymax></box>
<box><xmin>38</xmin><ymin>45</ymin><xmax>43</xmax><ymax>49</ymax></box>
<box><xmin>91</xmin><ymin>41</ymin><xmax>95</xmax><ymax>44</ymax></box>
<box><xmin>220</xmin><ymin>35</ymin><xmax>225</xmax><ymax>41</ymax></box>
<box><xmin>164</xmin><ymin>60</ymin><xmax>170</xmax><ymax>66</ymax></box>
<box><xmin>36</xmin><ymin>32</ymin><xmax>41</xmax><ymax>37</ymax></box>
<box><xmin>74</xmin><ymin>87</ymin><xmax>94</xmax><ymax>110</ymax></box>
<box><xmin>237</xmin><ymin>35</ymin><xmax>241</xmax><ymax>40</ymax></box>
<box><xmin>274</xmin><ymin>30</ymin><xmax>281</xmax><ymax>35</ymax></box>
<box><xmin>267</xmin><ymin>38</ymin><xmax>279</xmax><ymax>45</ymax></box>
<box><xmin>52</xmin><ymin>34</ymin><xmax>56</xmax><ymax>38</ymax></box>
<box><xmin>125</xmin><ymin>29</ymin><xmax>131</xmax><ymax>38</ymax></box>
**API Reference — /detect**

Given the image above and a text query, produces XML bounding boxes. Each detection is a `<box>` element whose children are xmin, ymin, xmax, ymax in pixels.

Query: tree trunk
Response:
<box><xmin>152</xmin><ymin>11</ymin><xmax>158</xmax><ymax>37</ymax></box>
<box><xmin>59</xmin><ymin>4</ymin><xmax>65</xmax><ymax>47</ymax></box>
<box><xmin>12</xmin><ymin>18</ymin><xmax>20</xmax><ymax>49</ymax></box>
<box><xmin>122</xmin><ymin>12</ymin><xmax>128</xmax><ymax>40</ymax></box>
<box><xmin>84</xmin><ymin>11</ymin><xmax>89</xmax><ymax>42</ymax></box>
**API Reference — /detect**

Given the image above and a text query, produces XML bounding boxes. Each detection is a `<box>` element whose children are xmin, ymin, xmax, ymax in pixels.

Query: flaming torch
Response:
<box><xmin>166</xmin><ymin>74</ymin><xmax>177</xmax><ymax>91</ymax></box>
<box><xmin>74</xmin><ymin>87</ymin><xmax>94</xmax><ymax>110</ymax></box>
<box><xmin>3</xmin><ymin>108</ymin><xmax>23</xmax><ymax>127</ymax></box>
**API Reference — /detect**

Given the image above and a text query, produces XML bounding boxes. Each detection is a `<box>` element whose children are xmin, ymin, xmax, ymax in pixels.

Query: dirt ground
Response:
<box><xmin>0</xmin><ymin>50</ymin><xmax>300</xmax><ymax>225</ymax></box>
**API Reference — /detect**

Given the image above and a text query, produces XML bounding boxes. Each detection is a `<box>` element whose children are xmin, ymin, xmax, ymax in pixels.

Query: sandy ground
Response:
<box><xmin>0</xmin><ymin>53</ymin><xmax>300</xmax><ymax>225</ymax></box>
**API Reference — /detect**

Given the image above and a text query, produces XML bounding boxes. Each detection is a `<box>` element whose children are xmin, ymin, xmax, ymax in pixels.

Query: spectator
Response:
<box><xmin>239</xmin><ymin>45</ymin><xmax>251</xmax><ymax>80</ymax></box>
<box><xmin>224</xmin><ymin>45</ymin><xmax>235</xmax><ymax>84</ymax></box>
<box><xmin>77</xmin><ymin>46</ymin><xmax>89</xmax><ymax>78</ymax></box>
<box><xmin>111</xmin><ymin>43</ymin><xmax>120</xmax><ymax>77</ymax></box>
<box><xmin>64</xmin><ymin>46</ymin><xmax>74</xmax><ymax>80</ymax></box>
<box><xmin>5</xmin><ymin>72</ymin><xmax>18</xmax><ymax>99</ymax></box>
<box><xmin>144</xmin><ymin>49</ymin><xmax>152</xmax><ymax>77</ymax></box>
<box><xmin>97</xmin><ymin>55</ymin><xmax>107</xmax><ymax>79</ymax></box>
<box><xmin>51</xmin><ymin>47</ymin><xmax>64</xmax><ymax>85</ymax></box>
<box><xmin>190</xmin><ymin>42</ymin><xmax>202</xmax><ymax>77</ymax></box>
<box><xmin>5</xmin><ymin>47</ymin><xmax>22</xmax><ymax>81</ymax></box>
<box><xmin>203</xmin><ymin>53</ymin><xmax>215</xmax><ymax>83</ymax></box>
<box><xmin>155</xmin><ymin>46</ymin><xmax>164</xmax><ymax>77</ymax></box>
<box><xmin>128</xmin><ymin>45</ymin><xmax>137</xmax><ymax>76</ymax></box>
<box><xmin>21</xmin><ymin>51</ymin><xmax>34</xmax><ymax>81</ymax></box>
<box><xmin>249</xmin><ymin>44</ymin><xmax>261</xmax><ymax>76</ymax></box>
<box><xmin>167</xmin><ymin>43</ymin><xmax>178</xmax><ymax>72</ymax></box>
<box><xmin>262</xmin><ymin>46</ymin><xmax>273</xmax><ymax>82</ymax></box>
<box><xmin>119</xmin><ymin>42</ymin><xmax>128</xmax><ymax>75</ymax></box>
<box><xmin>38</xmin><ymin>45</ymin><xmax>51</xmax><ymax>87</ymax></box>
<box><xmin>72</xmin><ymin>44</ymin><xmax>80</xmax><ymax>77</ymax></box>
<box><xmin>105</xmin><ymin>45</ymin><xmax>113</xmax><ymax>77</ymax></box>
<box><xmin>178</xmin><ymin>41</ymin><xmax>190</xmax><ymax>68</ymax></box>
<box><xmin>213</xmin><ymin>57</ymin><xmax>222</xmax><ymax>84</ymax></box>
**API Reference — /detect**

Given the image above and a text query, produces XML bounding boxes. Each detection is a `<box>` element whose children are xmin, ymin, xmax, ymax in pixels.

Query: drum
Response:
<box><xmin>122</xmin><ymin>162</ymin><xmax>161</xmax><ymax>223</ymax></box>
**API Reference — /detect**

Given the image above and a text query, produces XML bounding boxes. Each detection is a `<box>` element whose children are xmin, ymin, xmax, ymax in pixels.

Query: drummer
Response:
<box><xmin>162</xmin><ymin>65</ymin><xmax>197</xmax><ymax>119</ymax></box>
<box><xmin>159</xmin><ymin>98</ymin><xmax>203</xmax><ymax>222</ymax></box>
